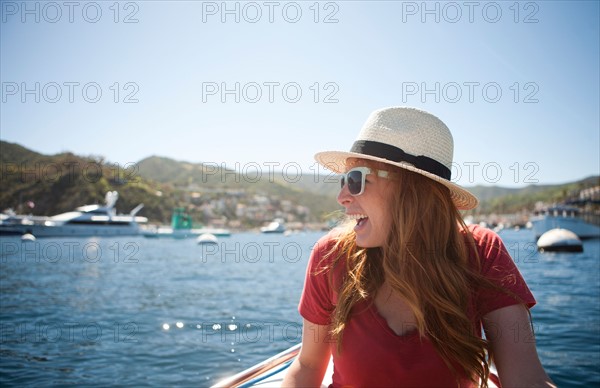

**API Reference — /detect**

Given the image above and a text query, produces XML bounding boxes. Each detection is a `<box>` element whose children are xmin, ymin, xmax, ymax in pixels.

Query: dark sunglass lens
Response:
<box><xmin>347</xmin><ymin>170</ymin><xmax>363</xmax><ymax>195</ymax></box>
<box><xmin>340</xmin><ymin>176</ymin><xmax>345</xmax><ymax>189</ymax></box>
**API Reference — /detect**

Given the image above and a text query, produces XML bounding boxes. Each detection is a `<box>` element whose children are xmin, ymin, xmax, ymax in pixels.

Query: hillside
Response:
<box><xmin>136</xmin><ymin>155</ymin><xmax>340</xmax><ymax>225</ymax></box>
<box><xmin>468</xmin><ymin>176</ymin><xmax>600</xmax><ymax>215</ymax></box>
<box><xmin>0</xmin><ymin>142</ymin><xmax>338</xmax><ymax>227</ymax></box>
<box><xmin>137</xmin><ymin>156</ymin><xmax>240</xmax><ymax>188</ymax></box>
<box><xmin>0</xmin><ymin>141</ymin><xmax>179</xmax><ymax>222</ymax></box>
<box><xmin>1</xmin><ymin>141</ymin><xmax>597</xmax><ymax>227</ymax></box>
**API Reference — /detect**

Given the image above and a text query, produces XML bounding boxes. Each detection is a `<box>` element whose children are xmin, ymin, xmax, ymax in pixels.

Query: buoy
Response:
<box><xmin>21</xmin><ymin>233</ymin><xmax>36</xmax><ymax>242</ymax></box>
<box><xmin>537</xmin><ymin>228</ymin><xmax>583</xmax><ymax>252</ymax></box>
<box><xmin>197</xmin><ymin>233</ymin><xmax>218</xmax><ymax>245</ymax></box>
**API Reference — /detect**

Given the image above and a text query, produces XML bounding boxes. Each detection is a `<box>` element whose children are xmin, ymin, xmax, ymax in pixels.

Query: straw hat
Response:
<box><xmin>314</xmin><ymin>106</ymin><xmax>479</xmax><ymax>210</ymax></box>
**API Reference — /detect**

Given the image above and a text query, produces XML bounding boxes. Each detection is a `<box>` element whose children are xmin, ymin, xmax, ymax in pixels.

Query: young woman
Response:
<box><xmin>282</xmin><ymin>107</ymin><xmax>555</xmax><ymax>387</ymax></box>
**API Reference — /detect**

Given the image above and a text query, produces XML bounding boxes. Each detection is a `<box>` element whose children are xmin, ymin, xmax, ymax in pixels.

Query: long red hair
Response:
<box><xmin>324</xmin><ymin>162</ymin><xmax>493</xmax><ymax>386</ymax></box>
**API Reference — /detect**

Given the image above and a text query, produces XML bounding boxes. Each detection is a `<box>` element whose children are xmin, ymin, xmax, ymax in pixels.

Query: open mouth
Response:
<box><xmin>347</xmin><ymin>214</ymin><xmax>368</xmax><ymax>227</ymax></box>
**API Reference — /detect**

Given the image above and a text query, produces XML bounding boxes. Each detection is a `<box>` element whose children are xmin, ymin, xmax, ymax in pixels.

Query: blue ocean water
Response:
<box><xmin>0</xmin><ymin>230</ymin><xmax>598</xmax><ymax>387</ymax></box>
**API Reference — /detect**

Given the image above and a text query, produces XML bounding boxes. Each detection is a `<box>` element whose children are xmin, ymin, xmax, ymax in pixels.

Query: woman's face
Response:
<box><xmin>337</xmin><ymin>159</ymin><xmax>396</xmax><ymax>248</ymax></box>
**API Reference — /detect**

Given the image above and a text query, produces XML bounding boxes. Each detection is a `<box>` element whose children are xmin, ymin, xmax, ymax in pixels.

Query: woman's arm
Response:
<box><xmin>281</xmin><ymin>319</ymin><xmax>332</xmax><ymax>387</ymax></box>
<box><xmin>483</xmin><ymin>304</ymin><xmax>556</xmax><ymax>387</ymax></box>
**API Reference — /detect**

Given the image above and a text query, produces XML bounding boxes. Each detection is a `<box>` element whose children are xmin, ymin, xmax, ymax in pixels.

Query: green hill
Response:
<box><xmin>1</xmin><ymin>141</ymin><xmax>597</xmax><ymax>227</ymax></box>
<box><xmin>0</xmin><ymin>141</ymin><xmax>339</xmax><ymax>227</ymax></box>
<box><xmin>136</xmin><ymin>155</ymin><xmax>340</xmax><ymax>225</ymax></box>
<box><xmin>467</xmin><ymin>176</ymin><xmax>600</xmax><ymax>215</ymax></box>
<box><xmin>0</xmin><ymin>141</ymin><xmax>178</xmax><ymax>222</ymax></box>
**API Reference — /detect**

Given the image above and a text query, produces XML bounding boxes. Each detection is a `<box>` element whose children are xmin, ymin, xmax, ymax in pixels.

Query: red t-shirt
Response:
<box><xmin>299</xmin><ymin>225</ymin><xmax>536</xmax><ymax>388</ymax></box>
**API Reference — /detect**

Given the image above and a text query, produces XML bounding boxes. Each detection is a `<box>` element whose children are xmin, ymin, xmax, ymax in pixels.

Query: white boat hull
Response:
<box><xmin>260</xmin><ymin>221</ymin><xmax>286</xmax><ymax>234</ymax></box>
<box><xmin>0</xmin><ymin>192</ymin><xmax>146</xmax><ymax>238</ymax></box>
<box><xmin>142</xmin><ymin>228</ymin><xmax>231</xmax><ymax>238</ymax></box>
<box><xmin>530</xmin><ymin>215</ymin><xmax>600</xmax><ymax>239</ymax></box>
<box><xmin>0</xmin><ymin>222</ymin><xmax>142</xmax><ymax>237</ymax></box>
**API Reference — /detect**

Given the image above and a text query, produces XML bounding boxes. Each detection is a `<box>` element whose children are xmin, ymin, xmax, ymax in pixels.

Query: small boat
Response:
<box><xmin>211</xmin><ymin>344</ymin><xmax>500</xmax><ymax>387</ymax></box>
<box><xmin>530</xmin><ymin>205</ymin><xmax>600</xmax><ymax>240</ymax></box>
<box><xmin>537</xmin><ymin>228</ymin><xmax>583</xmax><ymax>252</ymax></box>
<box><xmin>260</xmin><ymin>219</ymin><xmax>286</xmax><ymax>234</ymax></box>
<box><xmin>21</xmin><ymin>233</ymin><xmax>36</xmax><ymax>242</ymax></box>
<box><xmin>0</xmin><ymin>191</ymin><xmax>146</xmax><ymax>237</ymax></box>
<box><xmin>197</xmin><ymin>233</ymin><xmax>218</xmax><ymax>245</ymax></box>
<box><xmin>196</xmin><ymin>227</ymin><xmax>232</xmax><ymax>237</ymax></box>
<box><xmin>142</xmin><ymin>208</ymin><xmax>231</xmax><ymax>238</ymax></box>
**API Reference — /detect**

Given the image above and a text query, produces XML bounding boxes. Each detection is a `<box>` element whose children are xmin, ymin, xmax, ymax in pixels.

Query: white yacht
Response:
<box><xmin>260</xmin><ymin>219</ymin><xmax>286</xmax><ymax>234</ymax></box>
<box><xmin>0</xmin><ymin>191</ymin><xmax>147</xmax><ymax>237</ymax></box>
<box><xmin>529</xmin><ymin>205</ymin><xmax>600</xmax><ymax>240</ymax></box>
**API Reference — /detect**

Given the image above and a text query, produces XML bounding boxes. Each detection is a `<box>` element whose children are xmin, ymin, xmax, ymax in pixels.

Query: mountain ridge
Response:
<box><xmin>1</xmin><ymin>141</ymin><xmax>598</xmax><ymax>224</ymax></box>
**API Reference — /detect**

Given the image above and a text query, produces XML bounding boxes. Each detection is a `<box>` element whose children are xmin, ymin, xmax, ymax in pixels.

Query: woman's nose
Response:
<box><xmin>337</xmin><ymin>183</ymin><xmax>353</xmax><ymax>206</ymax></box>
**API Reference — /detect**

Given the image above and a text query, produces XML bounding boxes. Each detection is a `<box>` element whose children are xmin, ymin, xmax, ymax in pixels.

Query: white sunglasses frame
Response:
<box><xmin>340</xmin><ymin>166</ymin><xmax>391</xmax><ymax>196</ymax></box>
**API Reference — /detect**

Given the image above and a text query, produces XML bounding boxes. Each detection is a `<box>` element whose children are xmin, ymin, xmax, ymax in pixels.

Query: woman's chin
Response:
<box><xmin>354</xmin><ymin>236</ymin><xmax>382</xmax><ymax>249</ymax></box>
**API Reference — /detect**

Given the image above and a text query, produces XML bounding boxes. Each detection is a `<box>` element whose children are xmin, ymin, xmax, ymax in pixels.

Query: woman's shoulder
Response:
<box><xmin>465</xmin><ymin>223</ymin><xmax>502</xmax><ymax>242</ymax></box>
<box><xmin>463</xmin><ymin>224</ymin><xmax>506</xmax><ymax>253</ymax></box>
<box><xmin>463</xmin><ymin>224</ymin><xmax>517</xmax><ymax>275</ymax></box>
<box><xmin>310</xmin><ymin>228</ymin><xmax>345</xmax><ymax>266</ymax></box>
<box><xmin>306</xmin><ymin>228</ymin><xmax>354</xmax><ymax>283</ymax></box>
<box><xmin>314</xmin><ymin>228</ymin><xmax>344</xmax><ymax>249</ymax></box>
<box><xmin>464</xmin><ymin>225</ymin><xmax>537</xmax><ymax>313</ymax></box>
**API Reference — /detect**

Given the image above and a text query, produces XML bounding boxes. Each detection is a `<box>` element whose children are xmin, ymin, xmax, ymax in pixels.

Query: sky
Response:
<box><xmin>1</xmin><ymin>0</ymin><xmax>599</xmax><ymax>188</ymax></box>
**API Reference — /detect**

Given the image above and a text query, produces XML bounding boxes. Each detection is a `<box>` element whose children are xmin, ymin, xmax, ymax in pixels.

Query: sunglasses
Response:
<box><xmin>340</xmin><ymin>167</ymin><xmax>391</xmax><ymax>196</ymax></box>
